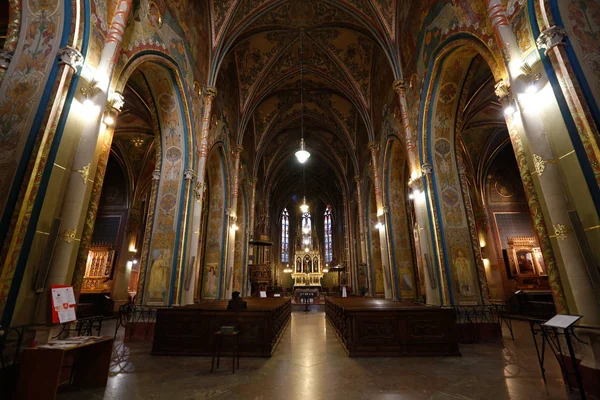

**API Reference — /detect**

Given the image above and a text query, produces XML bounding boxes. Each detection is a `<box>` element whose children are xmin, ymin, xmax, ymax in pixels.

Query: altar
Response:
<box><xmin>291</xmin><ymin>250</ymin><xmax>323</xmax><ymax>287</ymax></box>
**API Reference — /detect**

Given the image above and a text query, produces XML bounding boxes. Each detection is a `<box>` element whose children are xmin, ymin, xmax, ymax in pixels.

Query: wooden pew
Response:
<box><xmin>325</xmin><ymin>298</ymin><xmax>460</xmax><ymax>357</ymax></box>
<box><xmin>152</xmin><ymin>298</ymin><xmax>291</xmax><ymax>357</ymax></box>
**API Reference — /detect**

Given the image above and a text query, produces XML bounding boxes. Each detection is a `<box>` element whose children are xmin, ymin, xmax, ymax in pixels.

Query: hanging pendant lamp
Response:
<box><xmin>295</xmin><ymin>30</ymin><xmax>310</xmax><ymax>164</ymax></box>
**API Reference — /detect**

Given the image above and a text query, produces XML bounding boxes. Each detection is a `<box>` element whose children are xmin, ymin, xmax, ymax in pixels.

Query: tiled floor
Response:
<box><xmin>58</xmin><ymin>310</ymin><xmax>576</xmax><ymax>400</ymax></box>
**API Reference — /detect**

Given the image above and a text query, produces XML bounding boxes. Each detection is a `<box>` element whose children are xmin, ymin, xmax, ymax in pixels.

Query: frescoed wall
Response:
<box><xmin>385</xmin><ymin>139</ymin><xmax>416</xmax><ymax>299</ymax></box>
<box><xmin>202</xmin><ymin>148</ymin><xmax>227</xmax><ymax>299</ymax></box>
<box><xmin>559</xmin><ymin>0</ymin><xmax>600</xmax><ymax>111</ymax></box>
<box><xmin>142</xmin><ymin>63</ymin><xmax>188</xmax><ymax>305</ymax></box>
<box><xmin>424</xmin><ymin>48</ymin><xmax>483</xmax><ymax>305</ymax></box>
<box><xmin>232</xmin><ymin>184</ymin><xmax>248</xmax><ymax>294</ymax></box>
<box><xmin>367</xmin><ymin>184</ymin><xmax>384</xmax><ymax>296</ymax></box>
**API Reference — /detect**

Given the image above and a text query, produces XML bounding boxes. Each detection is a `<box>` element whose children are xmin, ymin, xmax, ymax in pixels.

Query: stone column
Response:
<box><xmin>537</xmin><ymin>27</ymin><xmax>600</xmax><ymax>188</ymax></box>
<box><xmin>421</xmin><ymin>163</ymin><xmax>451</xmax><ymax>305</ymax></box>
<box><xmin>457</xmin><ymin>161</ymin><xmax>490</xmax><ymax>304</ymax></box>
<box><xmin>496</xmin><ymin>81</ymin><xmax>568</xmax><ymax>312</ymax></box>
<box><xmin>486</xmin><ymin>0</ymin><xmax>599</xmax><ymax>324</ymax></box>
<box><xmin>136</xmin><ymin>169</ymin><xmax>161</xmax><ymax>301</ymax></box>
<box><xmin>392</xmin><ymin>79</ymin><xmax>419</xmax><ymax>172</ymax></box>
<box><xmin>246</xmin><ymin>178</ymin><xmax>257</xmax><ymax>297</ymax></box>
<box><xmin>225</xmin><ymin>145</ymin><xmax>243</xmax><ymax>300</ymax></box>
<box><xmin>173</xmin><ymin>168</ymin><xmax>195</xmax><ymax>304</ymax></box>
<box><xmin>354</xmin><ymin>176</ymin><xmax>371</xmax><ymax>295</ymax></box>
<box><xmin>47</xmin><ymin>0</ymin><xmax>133</xmax><ymax>292</ymax></box>
<box><xmin>368</xmin><ymin>142</ymin><xmax>395</xmax><ymax>299</ymax></box>
<box><xmin>184</xmin><ymin>86</ymin><xmax>217</xmax><ymax>305</ymax></box>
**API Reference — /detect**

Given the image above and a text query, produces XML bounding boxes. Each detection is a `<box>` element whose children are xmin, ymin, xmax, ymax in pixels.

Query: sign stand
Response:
<box><xmin>50</xmin><ymin>285</ymin><xmax>77</xmax><ymax>325</ymax></box>
<box><xmin>530</xmin><ymin>315</ymin><xmax>586</xmax><ymax>400</ymax></box>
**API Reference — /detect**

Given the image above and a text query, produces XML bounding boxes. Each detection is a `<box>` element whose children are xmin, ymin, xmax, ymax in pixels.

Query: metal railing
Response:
<box><xmin>114</xmin><ymin>304</ymin><xmax>171</xmax><ymax>341</ymax></box>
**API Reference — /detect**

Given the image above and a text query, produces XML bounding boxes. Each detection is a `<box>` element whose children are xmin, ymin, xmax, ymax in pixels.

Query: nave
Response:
<box><xmin>59</xmin><ymin>311</ymin><xmax>571</xmax><ymax>400</ymax></box>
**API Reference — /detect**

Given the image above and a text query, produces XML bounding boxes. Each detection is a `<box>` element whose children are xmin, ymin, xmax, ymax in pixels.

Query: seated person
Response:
<box><xmin>227</xmin><ymin>291</ymin><xmax>247</xmax><ymax>311</ymax></box>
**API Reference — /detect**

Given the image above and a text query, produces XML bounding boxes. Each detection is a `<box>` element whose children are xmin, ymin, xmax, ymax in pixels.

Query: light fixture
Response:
<box><xmin>132</xmin><ymin>259</ymin><xmax>138</xmax><ymax>265</ymax></box>
<box><xmin>503</xmin><ymin>104</ymin><xmax>515</xmax><ymax>116</ymax></box>
<box><xmin>323</xmin><ymin>266</ymin><xmax>329</xmax><ymax>273</ymax></box>
<box><xmin>295</xmin><ymin>30</ymin><xmax>311</xmax><ymax>164</ymax></box>
<box><xmin>408</xmin><ymin>192</ymin><xmax>414</xmax><ymax>200</ymax></box>
<box><xmin>295</xmin><ymin>139</ymin><xmax>310</xmax><ymax>163</ymax></box>
<box><xmin>305</xmin><ymin>247</ymin><xmax>309</xmax><ymax>253</ymax></box>
<box><xmin>300</xmin><ymin>196</ymin><xmax>309</xmax><ymax>213</ymax></box>
<box><xmin>104</xmin><ymin>114</ymin><xmax>115</xmax><ymax>126</ymax></box>
<box><xmin>376</xmin><ymin>222</ymin><xmax>384</xmax><ymax>231</ymax></box>
<box><xmin>231</xmin><ymin>224</ymin><xmax>239</xmax><ymax>231</ymax></box>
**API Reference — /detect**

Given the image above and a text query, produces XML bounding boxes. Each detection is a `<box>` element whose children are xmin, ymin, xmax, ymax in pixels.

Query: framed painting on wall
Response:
<box><xmin>506</xmin><ymin>237</ymin><xmax>538</xmax><ymax>276</ymax></box>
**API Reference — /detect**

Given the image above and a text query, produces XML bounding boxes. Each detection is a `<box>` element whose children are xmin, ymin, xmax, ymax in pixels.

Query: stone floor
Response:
<box><xmin>59</xmin><ymin>310</ymin><xmax>577</xmax><ymax>400</ymax></box>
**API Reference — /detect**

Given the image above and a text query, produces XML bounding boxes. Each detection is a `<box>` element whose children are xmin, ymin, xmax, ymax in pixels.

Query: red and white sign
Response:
<box><xmin>50</xmin><ymin>285</ymin><xmax>77</xmax><ymax>324</ymax></box>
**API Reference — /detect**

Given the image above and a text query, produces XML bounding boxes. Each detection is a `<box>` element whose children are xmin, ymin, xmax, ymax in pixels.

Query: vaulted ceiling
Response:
<box><xmin>208</xmin><ymin>0</ymin><xmax>401</xmax><ymax>216</ymax></box>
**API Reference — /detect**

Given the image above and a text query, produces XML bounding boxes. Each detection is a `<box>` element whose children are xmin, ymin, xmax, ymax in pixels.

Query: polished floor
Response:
<box><xmin>59</xmin><ymin>310</ymin><xmax>576</xmax><ymax>400</ymax></box>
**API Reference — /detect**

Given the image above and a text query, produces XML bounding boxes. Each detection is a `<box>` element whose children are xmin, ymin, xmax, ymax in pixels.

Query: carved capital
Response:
<box><xmin>392</xmin><ymin>78</ymin><xmax>405</xmax><ymax>93</ymax></box>
<box><xmin>152</xmin><ymin>169</ymin><xmax>161</xmax><ymax>181</ymax></box>
<box><xmin>250</xmin><ymin>178</ymin><xmax>258</xmax><ymax>186</ymax></box>
<box><xmin>422</xmin><ymin>163</ymin><xmax>433</xmax><ymax>175</ymax></box>
<box><xmin>204</xmin><ymin>86</ymin><xmax>218</xmax><ymax>100</ymax></box>
<box><xmin>532</xmin><ymin>154</ymin><xmax>555</xmax><ymax>176</ymax></box>
<box><xmin>368</xmin><ymin>141</ymin><xmax>378</xmax><ymax>151</ymax></box>
<box><xmin>57</xmin><ymin>46</ymin><xmax>83</xmax><ymax>70</ymax></box>
<box><xmin>108</xmin><ymin>91</ymin><xmax>125</xmax><ymax>112</ymax></box>
<box><xmin>537</xmin><ymin>26</ymin><xmax>567</xmax><ymax>55</ymax></box>
<box><xmin>457</xmin><ymin>163</ymin><xmax>467</xmax><ymax>176</ymax></box>
<box><xmin>184</xmin><ymin>169</ymin><xmax>194</xmax><ymax>180</ymax></box>
<box><xmin>0</xmin><ymin>50</ymin><xmax>13</xmax><ymax>70</ymax></box>
<box><xmin>354</xmin><ymin>175</ymin><xmax>361</xmax><ymax>184</ymax></box>
<box><xmin>494</xmin><ymin>80</ymin><xmax>512</xmax><ymax>100</ymax></box>
<box><xmin>234</xmin><ymin>145</ymin><xmax>243</xmax><ymax>154</ymax></box>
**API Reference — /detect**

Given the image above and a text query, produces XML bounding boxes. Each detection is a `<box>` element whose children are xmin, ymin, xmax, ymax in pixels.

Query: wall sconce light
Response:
<box><xmin>132</xmin><ymin>259</ymin><xmax>138</xmax><ymax>265</ymax></box>
<box><xmin>231</xmin><ymin>224</ymin><xmax>239</xmax><ymax>231</ymax></box>
<box><xmin>375</xmin><ymin>222</ymin><xmax>384</xmax><ymax>231</ymax></box>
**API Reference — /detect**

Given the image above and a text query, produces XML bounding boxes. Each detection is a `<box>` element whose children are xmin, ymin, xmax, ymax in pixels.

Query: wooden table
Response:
<box><xmin>17</xmin><ymin>336</ymin><xmax>113</xmax><ymax>400</ymax></box>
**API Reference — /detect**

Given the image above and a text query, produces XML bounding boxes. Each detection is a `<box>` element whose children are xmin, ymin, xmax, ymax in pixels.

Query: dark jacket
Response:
<box><xmin>227</xmin><ymin>297</ymin><xmax>247</xmax><ymax>311</ymax></box>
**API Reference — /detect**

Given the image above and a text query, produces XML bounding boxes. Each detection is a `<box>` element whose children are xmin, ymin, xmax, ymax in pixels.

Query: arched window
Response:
<box><xmin>324</xmin><ymin>206</ymin><xmax>332</xmax><ymax>262</ymax></box>
<box><xmin>302</xmin><ymin>211</ymin><xmax>312</xmax><ymax>248</ymax></box>
<box><xmin>281</xmin><ymin>208</ymin><xmax>289</xmax><ymax>262</ymax></box>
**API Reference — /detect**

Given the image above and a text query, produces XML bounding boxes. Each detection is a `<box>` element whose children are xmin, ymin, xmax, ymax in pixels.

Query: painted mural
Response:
<box><xmin>560</xmin><ymin>0</ymin><xmax>600</xmax><ymax>111</ymax></box>
<box><xmin>0</xmin><ymin>0</ymin><xmax>64</xmax><ymax>231</ymax></box>
<box><xmin>232</xmin><ymin>186</ymin><xmax>247</xmax><ymax>294</ymax></box>
<box><xmin>386</xmin><ymin>140</ymin><xmax>416</xmax><ymax>299</ymax></box>
<box><xmin>202</xmin><ymin>149</ymin><xmax>226</xmax><ymax>299</ymax></box>
<box><xmin>143</xmin><ymin>64</ymin><xmax>187</xmax><ymax>304</ymax></box>
<box><xmin>427</xmin><ymin>49</ymin><xmax>481</xmax><ymax>304</ymax></box>
<box><xmin>368</xmin><ymin>187</ymin><xmax>384</xmax><ymax>295</ymax></box>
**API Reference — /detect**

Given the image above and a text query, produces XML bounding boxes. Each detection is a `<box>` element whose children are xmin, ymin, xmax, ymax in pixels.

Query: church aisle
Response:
<box><xmin>58</xmin><ymin>311</ymin><xmax>572</xmax><ymax>400</ymax></box>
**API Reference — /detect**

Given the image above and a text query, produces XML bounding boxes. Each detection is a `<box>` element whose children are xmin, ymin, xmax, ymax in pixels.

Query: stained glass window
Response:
<box><xmin>281</xmin><ymin>208</ymin><xmax>289</xmax><ymax>262</ymax></box>
<box><xmin>324</xmin><ymin>206</ymin><xmax>332</xmax><ymax>262</ymax></box>
<box><xmin>302</xmin><ymin>211</ymin><xmax>312</xmax><ymax>248</ymax></box>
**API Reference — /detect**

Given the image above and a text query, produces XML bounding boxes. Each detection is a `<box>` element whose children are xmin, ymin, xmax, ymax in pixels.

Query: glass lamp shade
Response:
<box><xmin>295</xmin><ymin>138</ymin><xmax>310</xmax><ymax>163</ymax></box>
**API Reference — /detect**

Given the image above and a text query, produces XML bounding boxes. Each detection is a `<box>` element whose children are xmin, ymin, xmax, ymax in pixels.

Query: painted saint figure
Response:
<box><xmin>148</xmin><ymin>252</ymin><xmax>168</xmax><ymax>299</ymax></box>
<box><xmin>454</xmin><ymin>249</ymin><xmax>473</xmax><ymax>296</ymax></box>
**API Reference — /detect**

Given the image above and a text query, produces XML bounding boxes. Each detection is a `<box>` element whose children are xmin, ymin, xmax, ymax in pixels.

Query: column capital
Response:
<box><xmin>392</xmin><ymin>78</ymin><xmax>405</xmax><ymax>93</ymax></box>
<box><xmin>536</xmin><ymin>26</ymin><xmax>567</xmax><ymax>55</ymax></box>
<box><xmin>57</xmin><ymin>46</ymin><xmax>84</xmax><ymax>71</ymax></box>
<box><xmin>108</xmin><ymin>91</ymin><xmax>125</xmax><ymax>112</ymax></box>
<box><xmin>354</xmin><ymin>175</ymin><xmax>361</xmax><ymax>184</ymax></box>
<box><xmin>234</xmin><ymin>145</ymin><xmax>244</xmax><ymax>154</ymax></box>
<box><xmin>422</xmin><ymin>163</ymin><xmax>433</xmax><ymax>175</ymax></box>
<box><xmin>368</xmin><ymin>141</ymin><xmax>378</xmax><ymax>151</ymax></box>
<box><xmin>251</xmin><ymin>177</ymin><xmax>258</xmax><ymax>186</ymax></box>
<box><xmin>152</xmin><ymin>169</ymin><xmax>161</xmax><ymax>181</ymax></box>
<box><xmin>494</xmin><ymin>80</ymin><xmax>512</xmax><ymax>100</ymax></box>
<box><xmin>184</xmin><ymin>169</ymin><xmax>194</xmax><ymax>180</ymax></box>
<box><xmin>204</xmin><ymin>86</ymin><xmax>218</xmax><ymax>99</ymax></box>
<box><xmin>0</xmin><ymin>50</ymin><xmax>13</xmax><ymax>70</ymax></box>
